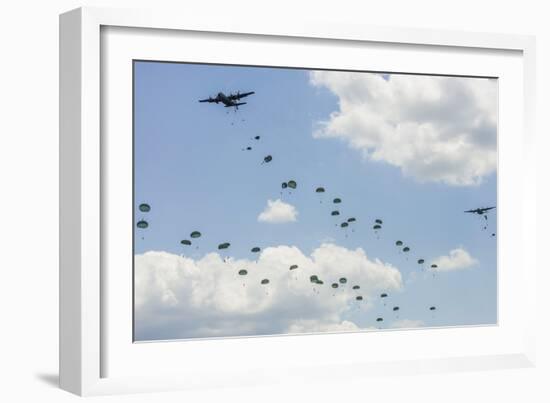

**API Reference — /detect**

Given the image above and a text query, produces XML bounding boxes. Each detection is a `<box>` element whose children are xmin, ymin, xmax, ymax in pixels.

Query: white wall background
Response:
<box><xmin>0</xmin><ymin>0</ymin><xmax>548</xmax><ymax>401</ymax></box>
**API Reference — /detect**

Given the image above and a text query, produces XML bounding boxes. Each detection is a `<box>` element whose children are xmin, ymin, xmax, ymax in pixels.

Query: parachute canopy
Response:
<box><xmin>138</xmin><ymin>203</ymin><xmax>151</xmax><ymax>212</ymax></box>
<box><xmin>289</xmin><ymin>264</ymin><xmax>299</xmax><ymax>270</ymax></box>
<box><xmin>430</xmin><ymin>264</ymin><xmax>438</xmax><ymax>269</ymax></box>
<box><xmin>339</xmin><ymin>277</ymin><xmax>347</xmax><ymax>284</ymax></box>
<box><xmin>238</xmin><ymin>269</ymin><xmax>248</xmax><ymax>276</ymax></box>
<box><xmin>331</xmin><ymin>210</ymin><xmax>340</xmax><ymax>216</ymax></box>
<box><xmin>375</xmin><ymin>219</ymin><xmax>383</xmax><ymax>224</ymax></box>
<box><xmin>180</xmin><ymin>239</ymin><xmax>192</xmax><ymax>246</ymax></box>
<box><xmin>287</xmin><ymin>180</ymin><xmax>297</xmax><ymax>189</ymax></box>
<box><xmin>251</xmin><ymin>247</ymin><xmax>261</xmax><ymax>253</ymax></box>
<box><xmin>137</xmin><ymin>220</ymin><xmax>148</xmax><ymax>229</ymax></box>
<box><xmin>352</xmin><ymin>285</ymin><xmax>360</xmax><ymax>290</ymax></box>
<box><xmin>376</xmin><ymin>318</ymin><xmax>383</xmax><ymax>322</ymax></box>
<box><xmin>380</xmin><ymin>293</ymin><xmax>388</xmax><ymax>298</ymax></box>
<box><xmin>403</xmin><ymin>247</ymin><xmax>410</xmax><ymax>252</ymax></box>
<box><xmin>315</xmin><ymin>187</ymin><xmax>325</xmax><ymax>193</ymax></box>
<box><xmin>429</xmin><ymin>306</ymin><xmax>436</xmax><ymax>311</ymax></box>
<box><xmin>190</xmin><ymin>231</ymin><xmax>201</xmax><ymax>239</ymax></box>
<box><xmin>218</xmin><ymin>242</ymin><xmax>230</xmax><ymax>250</ymax></box>
<box><xmin>261</xmin><ymin>279</ymin><xmax>270</xmax><ymax>285</ymax></box>
<box><xmin>331</xmin><ymin>283</ymin><xmax>339</xmax><ymax>289</ymax></box>
<box><xmin>393</xmin><ymin>306</ymin><xmax>400</xmax><ymax>311</ymax></box>
<box><xmin>254</xmin><ymin>135</ymin><xmax>260</xmax><ymax>140</ymax></box>
<box><xmin>356</xmin><ymin>296</ymin><xmax>363</xmax><ymax>301</ymax></box>
<box><xmin>333</xmin><ymin>198</ymin><xmax>342</xmax><ymax>204</ymax></box>
<box><xmin>347</xmin><ymin>217</ymin><xmax>356</xmax><ymax>223</ymax></box>
<box><xmin>417</xmin><ymin>259</ymin><xmax>425</xmax><ymax>264</ymax></box>
<box><xmin>341</xmin><ymin>222</ymin><xmax>349</xmax><ymax>228</ymax></box>
<box><xmin>395</xmin><ymin>240</ymin><xmax>403</xmax><ymax>246</ymax></box>
<box><xmin>309</xmin><ymin>275</ymin><xmax>319</xmax><ymax>283</ymax></box>
<box><xmin>373</xmin><ymin>224</ymin><xmax>381</xmax><ymax>230</ymax></box>
<box><xmin>281</xmin><ymin>182</ymin><xmax>288</xmax><ymax>189</ymax></box>
<box><xmin>263</xmin><ymin>155</ymin><xmax>273</xmax><ymax>163</ymax></box>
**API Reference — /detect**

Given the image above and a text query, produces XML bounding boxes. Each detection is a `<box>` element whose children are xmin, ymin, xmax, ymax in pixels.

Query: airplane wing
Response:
<box><xmin>198</xmin><ymin>98</ymin><xmax>216</xmax><ymax>103</ymax></box>
<box><xmin>225</xmin><ymin>102</ymin><xmax>247</xmax><ymax>107</ymax></box>
<box><xmin>464</xmin><ymin>210</ymin><xmax>476</xmax><ymax>213</ymax></box>
<box><xmin>482</xmin><ymin>207</ymin><xmax>496</xmax><ymax>212</ymax></box>
<box><xmin>229</xmin><ymin>91</ymin><xmax>255</xmax><ymax>100</ymax></box>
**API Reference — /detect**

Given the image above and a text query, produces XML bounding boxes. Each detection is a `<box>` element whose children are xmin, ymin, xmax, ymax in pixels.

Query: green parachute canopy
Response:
<box><xmin>261</xmin><ymin>279</ymin><xmax>270</xmax><ymax>285</ymax></box>
<box><xmin>254</xmin><ymin>135</ymin><xmax>260</xmax><ymax>140</ymax></box>
<box><xmin>339</xmin><ymin>277</ymin><xmax>347</xmax><ymax>284</ymax></box>
<box><xmin>431</xmin><ymin>264</ymin><xmax>438</xmax><ymax>269</ymax></box>
<box><xmin>333</xmin><ymin>198</ymin><xmax>342</xmax><ymax>204</ymax></box>
<box><xmin>376</xmin><ymin>318</ymin><xmax>383</xmax><ymax>322</ymax></box>
<box><xmin>251</xmin><ymin>247</ymin><xmax>261</xmax><ymax>253</ymax></box>
<box><xmin>373</xmin><ymin>224</ymin><xmax>382</xmax><ymax>230</ymax></box>
<box><xmin>393</xmin><ymin>306</ymin><xmax>400</xmax><ymax>311</ymax></box>
<box><xmin>331</xmin><ymin>283</ymin><xmax>339</xmax><ymax>289</ymax></box>
<box><xmin>352</xmin><ymin>285</ymin><xmax>360</xmax><ymax>290</ymax></box>
<box><xmin>395</xmin><ymin>240</ymin><xmax>403</xmax><ymax>246</ymax></box>
<box><xmin>380</xmin><ymin>293</ymin><xmax>388</xmax><ymax>298</ymax></box>
<box><xmin>347</xmin><ymin>217</ymin><xmax>356</xmax><ymax>223</ymax></box>
<box><xmin>136</xmin><ymin>220</ymin><xmax>148</xmax><ymax>229</ymax></box>
<box><xmin>403</xmin><ymin>247</ymin><xmax>410</xmax><ymax>252</ymax></box>
<box><xmin>281</xmin><ymin>182</ymin><xmax>288</xmax><ymax>189</ymax></box>
<box><xmin>309</xmin><ymin>275</ymin><xmax>319</xmax><ymax>283</ymax></box>
<box><xmin>138</xmin><ymin>203</ymin><xmax>151</xmax><ymax>212</ymax></box>
<box><xmin>356</xmin><ymin>296</ymin><xmax>363</xmax><ymax>301</ymax></box>
<box><xmin>417</xmin><ymin>259</ymin><xmax>425</xmax><ymax>264</ymax></box>
<box><xmin>341</xmin><ymin>222</ymin><xmax>349</xmax><ymax>228</ymax></box>
<box><xmin>331</xmin><ymin>210</ymin><xmax>340</xmax><ymax>216</ymax></box>
<box><xmin>263</xmin><ymin>155</ymin><xmax>273</xmax><ymax>163</ymax></box>
<box><xmin>287</xmin><ymin>180</ymin><xmax>297</xmax><ymax>189</ymax></box>
<box><xmin>238</xmin><ymin>269</ymin><xmax>248</xmax><ymax>276</ymax></box>
<box><xmin>430</xmin><ymin>306</ymin><xmax>436</xmax><ymax>311</ymax></box>
<box><xmin>190</xmin><ymin>231</ymin><xmax>201</xmax><ymax>239</ymax></box>
<box><xmin>218</xmin><ymin>242</ymin><xmax>230</xmax><ymax>250</ymax></box>
<box><xmin>180</xmin><ymin>240</ymin><xmax>192</xmax><ymax>246</ymax></box>
<box><xmin>315</xmin><ymin>187</ymin><xmax>325</xmax><ymax>193</ymax></box>
<box><xmin>289</xmin><ymin>264</ymin><xmax>299</xmax><ymax>270</ymax></box>
<box><xmin>375</xmin><ymin>219</ymin><xmax>383</xmax><ymax>224</ymax></box>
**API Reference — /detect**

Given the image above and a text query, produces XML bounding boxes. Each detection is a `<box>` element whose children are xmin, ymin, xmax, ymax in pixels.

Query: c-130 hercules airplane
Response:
<box><xmin>199</xmin><ymin>91</ymin><xmax>255</xmax><ymax>110</ymax></box>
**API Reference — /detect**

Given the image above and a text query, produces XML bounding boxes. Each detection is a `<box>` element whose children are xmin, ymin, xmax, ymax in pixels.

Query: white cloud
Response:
<box><xmin>135</xmin><ymin>243</ymin><xmax>402</xmax><ymax>340</ymax></box>
<box><xmin>391</xmin><ymin>319</ymin><xmax>425</xmax><ymax>329</ymax></box>
<box><xmin>310</xmin><ymin>72</ymin><xmax>497</xmax><ymax>186</ymax></box>
<box><xmin>258</xmin><ymin>199</ymin><xmax>298</xmax><ymax>223</ymax></box>
<box><xmin>430</xmin><ymin>248</ymin><xmax>478</xmax><ymax>272</ymax></box>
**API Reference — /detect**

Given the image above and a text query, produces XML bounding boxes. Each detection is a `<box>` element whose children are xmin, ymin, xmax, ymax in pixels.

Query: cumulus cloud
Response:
<box><xmin>430</xmin><ymin>248</ymin><xmax>478</xmax><ymax>272</ymax></box>
<box><xmin>258</xmin><ymin>199</ymin><xmax>298</xmax><ymax>223</ymax></box>
<box><xmin>390</xmin><ymin>319</ymin><xmax>425</xmax><ymax>329</ymax></box>
<box><xmin>310</xmin><ymin>71</ymin><xmax>497</xmax><ymax>186</ymax></box>
<box><xmin>135</xmin><ymin>243</ymin><xmax>402</xmax><ymax>340</ymax></box>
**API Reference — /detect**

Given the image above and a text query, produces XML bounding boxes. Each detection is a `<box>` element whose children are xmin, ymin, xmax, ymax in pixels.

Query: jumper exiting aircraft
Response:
<box><xmin>199</xmin><ymin>91</ymin><xmax>255</xmax><ymax>110</ymax></box>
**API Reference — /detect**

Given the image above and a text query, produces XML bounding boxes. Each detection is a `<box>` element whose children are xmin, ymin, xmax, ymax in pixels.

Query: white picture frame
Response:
<box><xmin>60</xmin><ymin>6</ymin><xmax>537</xmax><ymax>396</ymax></box>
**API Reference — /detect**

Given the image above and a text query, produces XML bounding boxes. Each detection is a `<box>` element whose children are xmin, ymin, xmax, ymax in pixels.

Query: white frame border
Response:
<box><xmin>59</xmin><ymin>6</ymin><xmax>537</xmax><ymax>396</ymax></box>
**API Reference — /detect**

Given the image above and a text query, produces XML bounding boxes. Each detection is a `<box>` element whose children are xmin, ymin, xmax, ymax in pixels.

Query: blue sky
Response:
<box><xmin>133</xmin><ymin>61</ymin><xmax>497</xmax><ymax>341</ymax></box>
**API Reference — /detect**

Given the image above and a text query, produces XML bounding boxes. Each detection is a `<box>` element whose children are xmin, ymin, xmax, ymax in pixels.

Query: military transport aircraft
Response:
<box><xmin>199</xmin><ymin>91</ymin><xmax>255</xmax><ymax>109</ymax></box>
<box><xmin>464</xmin><ymin>206</ymin><xmax>496</xmax><ymax>219</ymax></box>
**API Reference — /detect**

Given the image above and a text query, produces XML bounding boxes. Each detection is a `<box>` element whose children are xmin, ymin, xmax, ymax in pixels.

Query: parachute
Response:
<box><xmin>347</xmin><ymin>217</ymin><xmax>356</xmax><ymax>223</ymax></box>
<box><xmin>287</xmin><ymin>180</ymin><xmax>297</xmax><ymax>189</ymax></box>
<box><xmin>333</xmin><ymin>198</ymin><xmax>342</xmax><ymax>204</ymax></box>
<box><xmin>339</xmin><ymin>277</ymin><xmax>347</xmax><ymax>284</ymax></box>
<box><xmin>429</xmin><ymin>306</ymin><xmax>436</xmax><ymax>311</ymax></box>
<box><xmin>341</xmin><ymin>222</ymin><xmax>349</xmax><ymax>228</ymax></box>
<box><xmin>263</xmin><ymin>155</ymin><xmax>273</xmax><ymax>164</ymax></box>
<box><xmin>331</xmin><ymin>210</ymin><xmax>340</xmax><ymax>216</ymax></box>
<box><xmin>238</xmin><ymin>269</ymin><xmax>248</xmax><ymax>276</ymax></box>
<box><xmin>309</xmin><ymin>275</ymin><xmax>319</xmax><ymax>283</ymax></box>
<box><xmin>281</xmin><ymin>182</ymin><xmax>288</xmax><ymax>189</ymax></box>
<box><xmin>430</xmin><ymin>264</ymin><xmax>438</xmax><ymax>269</ymax></box>
<box><xmin>261</xmin><ymin>279</ymin><xmax>270</xmax><ymax>285</ymax></box>
<box><xmin>289</xmin><ymin>264</ymin><xmax>299</xmax><ymax>270</ymax></box>
<box><xmin>315</xmin><ymin>187</ymin><xmax>325</xmax><ymax>193</ymax></box>
<box><xmin>375</xmin><ymin>219</ymin><xmax>383</xmax><ymax>225</ymax></box>
<box><xmin>331</xmin><ymin>283</ymin><xmax>339</xmax><ymax>289</ymax></box>
<box><xmin>180</xmin><ymin>239</ymin><xmax>192</xmax><ymax>246</ymax></box>
<box><xmin>251</xmin><ymin>247</ymin><xmax>261</xmax><ymax>253</ymax></box>
<box><xmin>136</xmin><ymin>220</ymin><xmax>148</xmax><ymax>229</ymax></box>
<box><xmin>190</xmin><ymin>231</ymin><xmax>201</xmax><ymax>238</ymax></box>
<box><xmin>373</xmin><ymin>224</ymin><xmax>381</xmax><ymax>230</ymax></box>
<box><xmin>393</xmin><ymin>306</ymin><xmax>400</xmax><ymax>311</ymax></box>
<box><xmin>138</xmin><ymin>203</ymin><xmax>151</xmax><ymax>212</ymax></box>
<box><xmin>218</xmin><ymin>242</ymin><xmax>231</xmax><ymax>250</ymax></box>
<box><xmin>417</xmin><ymin>259</ymin><xmax>425</xmax><ymax>264</ymax></box>
<box><xmin>356</xmin><ymin>296</ymin><xmax>363</xmax><ymax>301</ymax></box>
<box><xmin>395</xmin><ymin>240</ymin><xmax>403</xmax><ymax>246</ymax></box>
<box><xmin>254</xmin><ymin>135</ymin><xmax>260</xmax><ymax>140</ymax></box>
<box><xmin>352</xmin><ymin>285</ymin><xmax>360</xmax><ymax>290</ymax></box>
<box><xmin>380</xmin><ymin>293</ymin><xmax>388</xmax><ymax>298</ymax></box>
<box><xmin>376</xmin><ymin>318</ymin><xmax>383</xmax><ymax>322</ymax></box>
<box><xmin>403</xmin><ymin>247</ymin><xmax>410</xmax><ymax>253</ymax></box>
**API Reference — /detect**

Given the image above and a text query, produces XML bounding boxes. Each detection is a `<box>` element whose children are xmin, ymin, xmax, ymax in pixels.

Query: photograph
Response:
<box><xmin>132</xmin><ymin>61</ymin><xmax>498</xmax><ymax>342</ymax></box>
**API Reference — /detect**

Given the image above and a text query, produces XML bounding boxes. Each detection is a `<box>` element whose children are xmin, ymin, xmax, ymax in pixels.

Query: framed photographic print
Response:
<box><xmin>60</xmin><ymin>7</ymin><xmax>537</xmax><ymax>396</ymax></box>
